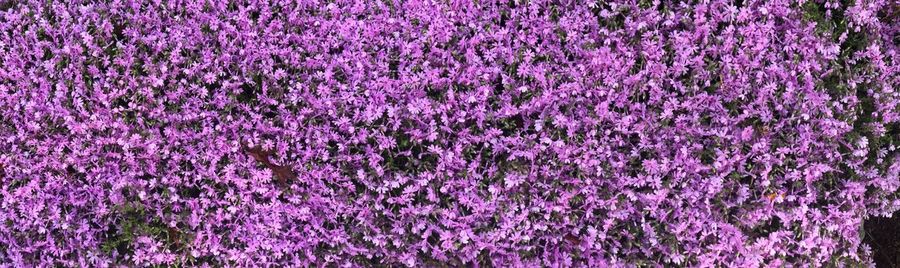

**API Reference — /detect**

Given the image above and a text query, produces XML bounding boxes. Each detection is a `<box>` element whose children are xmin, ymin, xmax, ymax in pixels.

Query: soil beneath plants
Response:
<box><xmin>865</xmin><ymin>213</ymin><xmax>900</xmax><ymax>267</ymax></box>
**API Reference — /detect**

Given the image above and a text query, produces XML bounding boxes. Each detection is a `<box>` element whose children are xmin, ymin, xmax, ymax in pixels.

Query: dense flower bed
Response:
<box><xmin>1</xmin><ymin>0</ymin><xmax>898</xmax><ymax>266</ymax></box>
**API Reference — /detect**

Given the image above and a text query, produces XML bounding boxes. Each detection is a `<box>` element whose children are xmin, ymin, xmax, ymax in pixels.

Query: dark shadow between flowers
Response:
<box><xmin>866</xmin><ymin>212</ymin><xmax>900</xmax><ymax>267</ymax></box>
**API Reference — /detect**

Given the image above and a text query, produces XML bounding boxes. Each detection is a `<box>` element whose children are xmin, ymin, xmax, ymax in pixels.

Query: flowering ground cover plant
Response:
<box><xmin>0</xmin><ymin>0</ymin><xmax>898</xmax><ymax>266</ymax></box>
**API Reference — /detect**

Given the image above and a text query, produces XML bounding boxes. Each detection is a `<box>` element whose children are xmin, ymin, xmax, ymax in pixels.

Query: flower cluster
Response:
<box><xmin>0</xmin><ymin>0</ymin><xmax>898</xmax><ymax>266</ymax></box>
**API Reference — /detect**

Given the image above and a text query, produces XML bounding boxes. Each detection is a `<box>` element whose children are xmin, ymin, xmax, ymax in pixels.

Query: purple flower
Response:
<box><xmin>0</xmin><ymin>0</ymin><xmax>898</xmax><ymax>266</ymax></box>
